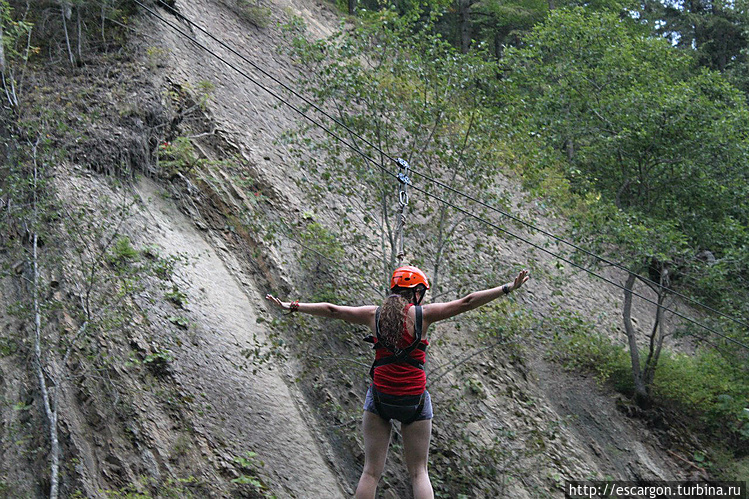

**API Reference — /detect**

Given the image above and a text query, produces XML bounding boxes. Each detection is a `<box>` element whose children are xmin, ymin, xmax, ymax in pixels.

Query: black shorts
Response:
<box><xmin>364</xmin><ymin>385</ymin><xmax>433</xmax><ymax>423</ymax></box>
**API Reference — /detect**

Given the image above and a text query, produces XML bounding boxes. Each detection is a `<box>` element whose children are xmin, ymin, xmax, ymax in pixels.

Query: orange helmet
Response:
<box><xmin>390</xmin><ymin>266</ymin><xmax>430</xmax><ymax>290</ymax></box>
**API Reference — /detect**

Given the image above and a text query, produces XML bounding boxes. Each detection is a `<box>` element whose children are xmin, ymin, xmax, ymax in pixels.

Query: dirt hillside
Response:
<box><xmin>0</xmin><ymin>0</ymin><xmax>707</xmax><ymax>497</ymax></box>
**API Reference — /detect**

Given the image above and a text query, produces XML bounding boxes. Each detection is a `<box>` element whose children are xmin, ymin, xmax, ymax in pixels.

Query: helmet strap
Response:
<box><xmin>391</xmin><ymin>286</ymin><xmax>425</xmax><ymax>305</ymax></box>
<box><xmin>412</xmin><ymin>286</ymin><xmax>425</xmax><ymax>305</ymax></box>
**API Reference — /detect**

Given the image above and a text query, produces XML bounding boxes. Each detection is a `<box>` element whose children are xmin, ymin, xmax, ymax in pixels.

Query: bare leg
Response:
<box><xmin>355</xmin><ymin>411</ymin><xmax>392</xmax><ymax>499</ymax></box>
<box><xmin>401</xmin><ymin>419</ymin><xmax>433</xmax><ymax>499</ymax></box>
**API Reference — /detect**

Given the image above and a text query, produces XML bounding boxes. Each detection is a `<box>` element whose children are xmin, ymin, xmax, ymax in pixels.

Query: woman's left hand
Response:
<box><xmin>512</xmin><ymin>269</ymin><xmax>530</xmax><ymax>291</ymax></box>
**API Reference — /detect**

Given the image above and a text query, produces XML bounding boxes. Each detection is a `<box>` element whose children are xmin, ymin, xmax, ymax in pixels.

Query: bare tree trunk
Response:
<box><xmin>101</xmin><ymin>0</ymin><xmax>106</xmax><ymax>42</ymax></box>
<box><xmin>0</xmin><ymin>21</ymin><xmax>11</xmax><ymax>107</ymax></box>
<box><xmin>643</xmin><ymin>269</ymin><xmax>668</xmax><ymax>387</ymax></box>
<box><xmin>0</xmin><ymin>21</ymin><xmax>6</xmax><ymax>73</ymax></box>
<box><xmin>34</xmin><ymin>235</ymin><xmax>60</xmax><ymax>499</ymax></box>
<box><xmin>458</xmin><ymin>0</ymin><xmax>472</xmax><ymax>54</ymax></box>
<box><xmin>30</xmin><ymin>145</ymin><xmax>60</xmax><ymax>499</ymax></box>
<box><xmin>77</xmin><ymin>5</ymin><xmax>82</xmax><ymax>63</ymax></box>
<box><xmin>60</xmin><ymin>2</ymin><xmax>75</xmax><ymax>67</ymax></box>
<box><xmin>623</xmin><ymin>271</ymin><xmax>649</xmax><ymax>406</ymax></box>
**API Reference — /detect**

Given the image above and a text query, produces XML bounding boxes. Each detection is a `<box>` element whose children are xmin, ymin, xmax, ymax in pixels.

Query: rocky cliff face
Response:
<box><xmin>0</xmin><ymin>0</ymin><xmax>696</xmax><ymax>497</ymax></box>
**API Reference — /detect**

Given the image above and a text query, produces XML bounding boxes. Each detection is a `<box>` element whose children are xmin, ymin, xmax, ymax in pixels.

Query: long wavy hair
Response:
<box><xmin>378</xmin><ymin>286</ymin><xmax>421</xmax><ymax>353</ymax></box>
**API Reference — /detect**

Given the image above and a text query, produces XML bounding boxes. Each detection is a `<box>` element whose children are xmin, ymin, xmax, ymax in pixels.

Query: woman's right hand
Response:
<box><xmin>265</xmin><ymin>294</ymin><xmax>290</xmax><ymax>310</ymax></box>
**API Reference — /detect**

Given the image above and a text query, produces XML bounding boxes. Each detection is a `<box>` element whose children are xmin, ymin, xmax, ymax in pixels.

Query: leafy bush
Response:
<box><xmin>157</xmin><ymin>137</ymin><xmax>204</xmax><ymax>179</ymax></box>
<box><xmin>232</xmin><ymin>451</ymin><xmax>268</xmax><ymax>495</ymax></box>
<box><xmin>549</xmin><ymin>314</ymin><xmax>749</xmax><ymax>450</ymax></box>
<box><xmin>107</xmin><ymin>236</ymin><xmax>140</xmax><ymax>267</ymax></box>
<box><xmin>653</xmin><ymin>350</ymin><xmax>749</xmax><ymax>445</ymax></box>
<box><xmin>546</xmin><ymin>309</ymin><xmax>630</xmax><ymax>386</ymax></box>
<box><xmin>236</xmin><ymin>0</ymin><xmax>271</xmax><ymax>27</ymax></box>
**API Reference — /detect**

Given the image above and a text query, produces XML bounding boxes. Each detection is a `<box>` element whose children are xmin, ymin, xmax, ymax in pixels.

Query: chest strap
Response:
<box><xmin>365</xmin><ymin>305</ymin><xmax>425</xmax><ymax>379</ymax></box>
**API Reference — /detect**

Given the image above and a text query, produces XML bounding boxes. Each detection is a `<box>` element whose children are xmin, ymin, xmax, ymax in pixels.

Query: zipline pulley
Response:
<box><xmin>396</xmin><ymin>158</ymin><xmax>411</xmax><ymax>262</ymax></box>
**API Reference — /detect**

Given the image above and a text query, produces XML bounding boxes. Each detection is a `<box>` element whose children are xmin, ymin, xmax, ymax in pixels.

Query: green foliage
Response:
<box><xmin>546</xmin><ymin>309</ymin><xmax>631</xmax><ymax>386</ymax></box>
<box><xmin>0</xmin><ymin>336</ymin><xmax>18</xmax><ymax>356</ymax></box>
<box><xmin>107</xmin><ymin>236</ymin><xmax>139</xmax><ymax>267</ymax></box>
<box><xmin>504</xmin><ymin>7</ymin><xmax>749</xmax><ymax>378</ymax></box>
<box><xmin>639</xmin><ymin>0</ymin><xmax>747</xmax><ymax>73</ymax></box>
<box><xmin>167</xmin><ymin>315</ymin><xmax>190</xmax><ymax>329</ymax></box>
<box><xmin>102</xmin><ymin>475</ymin><xmax>199</xmax><ymax>498</ymax></box>
<box><xmin>505</xmin><ymin>8</ymin><xmax>749</xmax><ymax>247</ymax></box>
<box><xmin>236</xmin><ymin>0</ymin><xmax>272</xmax><ymax>27</ymax></box>
<box><xmin>157</xmin><ymin>137</ymin><xmax>205</xmax><ymax>179</ymax></box>
<box><xmin>232</xmin><ymin>451</ymin><xmax>268</xmax><ymax>494</ymax></box>
<box><xmin>0</xmin><ymin>1</ymin><xmax>35</xmax><ymax>61</ymax></box>
<box><xmin>283</xmin><ymin>11</ymin><xmax>511</xmax><ymax>296</ymax></box>
<box><xmin>653</xmin><ymin>350</ymin><xmax>749</xmax><ymax>442</ymax></box>
<box><xmin>165</xmin><ymin>286</ymin><xmax>187</xmax><ymax>308</ymax></box>
<box><xmin>569</xmin><ymin>198</ymin><xmax>691</xmax><ymax>272</ymax></box>
<box><xmin>143</xmin><ymin>348</ymin><xmax>174</xmax><ymax>376</ymax></box>
<box><xmin>297</xmin><ymin>221</ymin><xmax>346</xmax><ymax>303</ymax></box>
<box><xmin>0</xmin><ymin>0</ymin><xmax>37</xmax><ymax>108</ymax></box>
<box><xmin>145</xmin><ymin>46</ymin><xmax>170</xmax><ymax>72</ymax></box>
<box><xmin>142</xmin><ymin>245</ymin><xmax>189</xmax><ymax>281</ymax></box>
<box><xmin>2</xmin><ymin>0</ymin><xmax>137</xmax><ymax>70</ymax></box>
<box><xmin>470</xmin><ymin>0</ymin><xmax>548</xmax><ymax>57</ymax></box>
<box><xmin>474</xmin><ymin>298</ymin><xmax>534</xmax><ymax>339</ymax></box>
<box><xmin>549</xmin><ymin>317</ymin><xmax>749</xmax><ymax>450</ymax></box>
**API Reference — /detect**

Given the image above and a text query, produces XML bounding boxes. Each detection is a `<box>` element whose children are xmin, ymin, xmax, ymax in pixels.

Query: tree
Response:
<box><xmin>1</xmin><ymin>133</ymin><xmax>184</xmax><ymax>496</ymax></box>
<box><xmin>640</xmin><ymin>0</ymin><xmax>747</xmax><ymax>72</ymax></box>
<box><xmin>282</xmin><ymin>11</ymin><xmax>510</xmax><ymax>299</ymax></box>
<box><xmin>1</xmin><ymin>0</ymin><xmax>34</xmax><ymax>107</ymax></box>
<box><xmin>470</xmin><ymin>0</ymin><xmax>548</xmax><ymax>57</ymax></box>
<box><xmin>504</xmin><ymin>7</ymin><xmax>749</xmax><ymax>403</ymax></box>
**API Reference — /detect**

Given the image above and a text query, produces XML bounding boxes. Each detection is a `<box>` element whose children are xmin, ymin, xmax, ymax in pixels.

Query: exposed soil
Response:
<box><xmin>0</xmin><ymin>0</ymin><xmax>716</xmax><ymax>496</ymax></box>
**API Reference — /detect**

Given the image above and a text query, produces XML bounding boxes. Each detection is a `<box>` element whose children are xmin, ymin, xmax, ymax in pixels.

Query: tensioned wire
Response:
<box><xmin>148</xmin><ymin>0</ymin><xmax>749</xmax><ymax>333</ymax></box>
<box><xmin>149</xmin><ymin>0</ymin><xmax>749</xmax><ymax>334</ymax></box>
<box><xmin>134</xmin><ymin>0</ymin><xmax>749</xmax><ymax>350</ymax></box>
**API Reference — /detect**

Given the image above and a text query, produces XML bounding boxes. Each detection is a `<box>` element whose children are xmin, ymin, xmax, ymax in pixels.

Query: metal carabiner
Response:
<box><xmin>399</xmin><ymin>189</ymin><xmax>409</xmax><ymax>207</ymax></box>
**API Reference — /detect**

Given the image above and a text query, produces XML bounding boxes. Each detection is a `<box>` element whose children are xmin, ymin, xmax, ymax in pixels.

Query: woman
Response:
<box><xmin>266</xmin><ymin>265</ymin><xmax>529</xmax><ymax>498</ymax></box>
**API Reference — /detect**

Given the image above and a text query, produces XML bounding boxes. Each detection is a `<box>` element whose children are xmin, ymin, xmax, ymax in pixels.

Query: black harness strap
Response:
<box><xmin>368</xmin><ymin>305</ymin><xmax>425</xmax><ymax>379</ymax></box>
<box><xmin>403</xmin><ymin>392</ymin><xmax>426</xmax><ymax>425</ymax></box>
<box><xmin>366</xmin><ymin>305</ymin><xmax>427</xmax><ymax>425</ymax></box>
<box><xmin>372</xmin><ymin>387</ymin><xmax>426</xmax><ymax>425</ymax></box>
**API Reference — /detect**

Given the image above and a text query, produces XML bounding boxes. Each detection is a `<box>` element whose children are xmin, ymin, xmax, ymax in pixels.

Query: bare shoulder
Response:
<box><xmin>352</xmin><ymin>304</ymin><xmax>378</xmax><ymax>327</ymax></box>
<box><xmin>420</xmin><ymin>299</ymin><xmax>465</xmax><ymax>325</ymax></box>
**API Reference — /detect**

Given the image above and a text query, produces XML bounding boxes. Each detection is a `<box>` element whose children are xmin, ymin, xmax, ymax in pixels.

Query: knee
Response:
<box><xmin>361</xmin><ymin>466</ymin><xmax>383</xmax><ymax>483</ymax></box>
<box><xmin>408</xmin><ymin>464</ymin><xmax>428</xmax><ymax>482</ymax></box>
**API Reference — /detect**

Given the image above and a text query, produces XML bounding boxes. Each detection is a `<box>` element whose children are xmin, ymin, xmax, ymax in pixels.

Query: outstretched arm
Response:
<box><xmin>423</xmin><ymin>269</ymin><xmax>529</xmax><ymax>325</ymax></box>
<box><xmin>265</xmin><ymin>294</ymin><xmax>376</xmax><ymax>326</ymax></box>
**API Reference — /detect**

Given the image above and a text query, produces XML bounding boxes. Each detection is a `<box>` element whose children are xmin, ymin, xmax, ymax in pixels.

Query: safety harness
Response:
<box><xmin>364</xmin><ymin>305</ymin><xmax>427</xmax><ymax>424</ymax></box>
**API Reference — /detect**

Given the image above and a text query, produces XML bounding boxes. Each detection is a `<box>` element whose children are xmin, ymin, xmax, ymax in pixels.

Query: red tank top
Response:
<box><xmin>372</xmin><ymin>304</ymin><xmax>428</xmax><ymax>396</ymax></box>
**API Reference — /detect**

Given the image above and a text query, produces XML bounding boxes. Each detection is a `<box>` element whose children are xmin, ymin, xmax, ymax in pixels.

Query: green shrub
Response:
<box><xmin>158</xmin><ymin>137</ymin><xmax>204</xmax><ymax>178</ymax></box>
<box><xmin>298</xmin><ymin>221</ymin><xmax>345</xmax><ymax>303</ymax></box>
<box><xmin>652</xmin><ymin>349</ymin><xmax>749</xmax><ymax>442</ymax></box>
<box><xmin>107</xmin><ymin>236</ymin><xmax>139</xmax><ymax>267</ymax></box>
<box><xmin>549</xmin><ymin>313</ymin><xmax>749</xmax><ymax>450</ymax></box>
<box><xmin>546</xmin><ymin>309</ymin><xmax>630</xmax><ymax>385</ymax></box>
<box><xmin>232</xmin><ymin>451</ymin><xmax>267</xmax><ymax>493</ymax></box>
<box><xmin>236</xmin><ymin>0</ymin><xmax>271</xmax><ymax>27</ymax></box>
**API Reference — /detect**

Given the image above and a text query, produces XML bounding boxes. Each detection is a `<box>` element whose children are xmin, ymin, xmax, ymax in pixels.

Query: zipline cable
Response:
<box><xmin>149</xmin><ymin>0</ymin><xmax>749</xmax><ymax>333</ymax></box>
<box><xmin>132</xmin><ymin>0</ymin><xmax>399</xmax><ymax>186</ymax></box>
<box><xmin>135</xmin><ymin>1</ymin><xmax>749</xmax><ymax>350</ymax></box>
<box><xmin>407</xmin><ymin>183</ymin><xmax>749</xmax><ymax>350</ymax></box>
